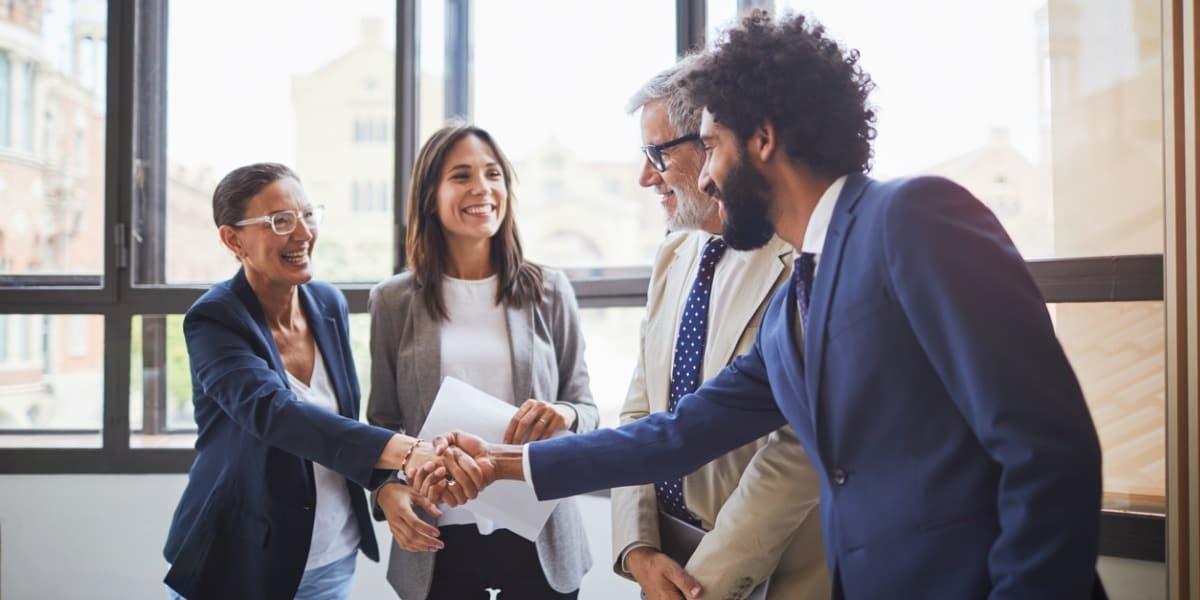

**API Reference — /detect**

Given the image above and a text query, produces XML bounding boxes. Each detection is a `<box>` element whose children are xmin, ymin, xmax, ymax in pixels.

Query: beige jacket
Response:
<box><xmin>610</xmin><ymin>232</ymin><xmax>828</xmax><ymax>600</ymax></box>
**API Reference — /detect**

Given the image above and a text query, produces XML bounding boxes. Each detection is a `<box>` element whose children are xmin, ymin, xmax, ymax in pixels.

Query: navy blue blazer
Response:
<box><xmin>529</xmin><ymin>174</ymin><xmax>1105</xmax><ymax>599</ymax></box>
<box><xmin>163</xmin><ymin>269</ymin><xmax>395</xmax><ymax>600</ymax></box>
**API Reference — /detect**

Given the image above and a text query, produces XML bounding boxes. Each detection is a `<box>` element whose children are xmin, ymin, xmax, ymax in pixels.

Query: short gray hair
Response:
<box><xmin>625</xmin><ymin>54</ymin><xmax>704</xmax><ymax>137</ymax></box>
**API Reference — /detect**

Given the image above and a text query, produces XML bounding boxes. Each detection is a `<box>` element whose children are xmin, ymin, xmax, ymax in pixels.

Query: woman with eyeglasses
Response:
<box><xmin>163</xmin><ymin>163</ymin><xmax>489</xmax><ymax>600</ymax></box>
<box><xmin>366</xmin><ymin>123</ymin><xmax>597</xmax><ymax>599</ymax></box>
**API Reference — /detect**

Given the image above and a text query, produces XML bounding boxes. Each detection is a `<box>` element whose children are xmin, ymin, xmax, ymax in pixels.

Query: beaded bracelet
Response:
<box><xmin>399</xmin><ymin>437</ymin><xmax>423</xmax><ymax>475</ymax></box>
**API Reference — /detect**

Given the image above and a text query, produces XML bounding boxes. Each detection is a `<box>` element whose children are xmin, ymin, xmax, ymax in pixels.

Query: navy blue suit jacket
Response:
<box><xmin>163</xmin><ymin>270</ymin><xmax>394</xmax><ymax>600</ymax></box>
<box><xmin>530</xmin><ymin>174</ymin><xmax>1105</xmax><ymax>599</ymax></box>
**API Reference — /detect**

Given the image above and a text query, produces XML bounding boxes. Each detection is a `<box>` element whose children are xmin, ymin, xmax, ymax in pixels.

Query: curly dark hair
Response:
<box><xmin>682</xmin><ymin>10</ymin><xmax>877</xmax><ymax>176</ymax></box>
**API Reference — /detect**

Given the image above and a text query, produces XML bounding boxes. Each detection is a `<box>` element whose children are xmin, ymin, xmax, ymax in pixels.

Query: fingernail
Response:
<box><xmin>691</xmin><ymin>587</ymin><xmax>701</xmax><ymax>597</ymax></box>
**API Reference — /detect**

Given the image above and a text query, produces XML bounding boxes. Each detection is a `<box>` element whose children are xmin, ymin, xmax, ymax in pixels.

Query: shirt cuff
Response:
<box><xmin>522</xmin><ymin>444</ymin><xmax>536</xmax><ymax>491</ymax></box>
<box><xmin>619</xmin><ymin>542</ymin><xmax>656</xmax><ymax>574</ymax></box>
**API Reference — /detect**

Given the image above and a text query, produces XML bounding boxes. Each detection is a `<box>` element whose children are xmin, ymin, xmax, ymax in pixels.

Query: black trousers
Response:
<box><xmin>427</xmin><ymin>525</ymin><xmax>579</xmax><ymax>600</ymax></box>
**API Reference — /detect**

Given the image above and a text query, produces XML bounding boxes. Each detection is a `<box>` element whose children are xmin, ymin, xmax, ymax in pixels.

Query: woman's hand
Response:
<box><xmin>376</xmin><ymin>481</ymin><xmax>444</xmax><ymax>553</ymax></box>
<box><xmin>503</xmin><ymin>399</ymin><xmax>575</xmax><ymax>444</ymax></box>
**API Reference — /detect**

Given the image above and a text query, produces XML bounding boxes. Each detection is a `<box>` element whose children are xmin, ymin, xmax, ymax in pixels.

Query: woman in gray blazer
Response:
<box><xmin>367</xmin><ymin>122</ymin><xmax>597</xmax><ymax>600</ymax></box>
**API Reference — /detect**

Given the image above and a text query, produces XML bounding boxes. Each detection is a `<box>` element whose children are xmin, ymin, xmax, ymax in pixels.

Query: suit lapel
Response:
<box><xmin>805</xmin><ymin>174</ymin><xmax>869</xmax><ymax>433</ymax></box>
<box><xmin>409</xmin><ymin>289</ymin><xmax>442</xmax><ymax>423</ymax></box>
<box><xmin>506</xmin><ymin>301</ymin><xmax>534</xmax><ymax>404</ymax></box>
<box><xmin>704</xmin><ymin>236</ymin><xmax>789</xmax><ymax>377</ymax></box>
<box><xmin>646</xmin><ymin>240</ymin><xmax>693</xmax><ymax>413</ymax></box>
<box><xmin>299</xmin><ymin>286</ymin><xmax>353</xmax><ymax>418</ymax></box>
<box><xmin>232</xmin><ymin>269</ymin><xmax>289</xmax><ymax>379</ymax></box>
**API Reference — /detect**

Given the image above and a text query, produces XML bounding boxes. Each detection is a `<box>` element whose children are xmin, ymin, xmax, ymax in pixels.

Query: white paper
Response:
<box><xmin>417</xmin><ymin>376</ymin><xmax>566</xmax><ymax>541</ymax></box>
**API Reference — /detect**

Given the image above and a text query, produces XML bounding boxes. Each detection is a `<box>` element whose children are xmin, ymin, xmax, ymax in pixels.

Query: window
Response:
<box><xmin>20</xmin><ymin>61</ymin><xmax>32</xmax><ymax>151</ymax></box>
<box><xmin>442</xmin><ymin>0</ymin><xmax>677</xmax><ymax>272</ymax></box>
<box><xmin>0</xmin><ymin>51</ymin><xmax>9</xmax><ymax>146</ymax></box>
<box><xmin>0</xmin><ymin>1</ymin><xmax>105</xmax><ymax>281</ymax></box>
<box><xmin>0</xmin><ymin>314</ymin><xmax>103</xmax><ymax>448</ymax></box>
<box><xmin>158</xmin><ymin>1</ymin><xmax>396</xmax><ymax>284</ymax></box>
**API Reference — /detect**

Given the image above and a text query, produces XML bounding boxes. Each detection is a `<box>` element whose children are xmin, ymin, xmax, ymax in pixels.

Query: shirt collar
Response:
<box><xmin>799</xmin><ymin>174</ymin><xmax>848</xmax><ymax>256</ymax></box>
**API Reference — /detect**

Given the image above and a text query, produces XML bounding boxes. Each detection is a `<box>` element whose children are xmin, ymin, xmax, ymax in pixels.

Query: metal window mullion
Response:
<box><xmin>444</xmin><ymin>0</ymin><xmax>471</xmax><ymax>120</ymax></box>
<box><xmin>677</xmin><ymin>0</ymin><xmax>706</xmax><ymax>56</ymax></box>
<box><xmin>394</xmin><ymin>0</ymin><xmax>419</xmax><ymax>275</ymax></box>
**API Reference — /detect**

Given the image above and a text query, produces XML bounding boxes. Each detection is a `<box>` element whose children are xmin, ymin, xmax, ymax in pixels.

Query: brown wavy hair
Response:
<box><xmin>406</xmin><ymin>122</ymin><xmax>543</xmax><ymax>320</ymax></box>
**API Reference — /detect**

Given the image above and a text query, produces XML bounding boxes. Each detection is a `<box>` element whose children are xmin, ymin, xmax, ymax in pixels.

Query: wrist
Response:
<box><xmin>553</xmin><ymin>403</ymin><xmax>577</xmax><ymax>429</ymax></box>
<box><xmin>490</xmin><ymin>442</ymin><xmax>526</xmax><ymax>480</ymax></box>
<box><xmin>626</xmin><ymin>546</ymin><xmax>657</xmax><ymax>575</ymax></box>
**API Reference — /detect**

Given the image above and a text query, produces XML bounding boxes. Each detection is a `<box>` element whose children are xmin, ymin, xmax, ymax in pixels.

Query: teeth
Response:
<box><xmin>464</xmin><ymin>205</ymin><xmax>492</xmax><ymax>216</ymax></box>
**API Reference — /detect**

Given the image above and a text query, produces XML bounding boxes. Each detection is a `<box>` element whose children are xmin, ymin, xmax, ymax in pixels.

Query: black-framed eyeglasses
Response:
<box><xmin>640</xmin><ymin>133</ymin><xmax>700</xmax><ymax>173</ymax></box>
<box><xmin>233</xmin><ymin>205</ymin><xmax>325</xmax><ymax>236</ymax></box>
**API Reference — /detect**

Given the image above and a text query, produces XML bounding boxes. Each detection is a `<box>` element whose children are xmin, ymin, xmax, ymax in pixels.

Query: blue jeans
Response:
<box><xmin>165</xmin><ymin>550</ymin><xmax>357</xmax><ymax>600</ymax></box>
<box><xmin>295</xmin><ymin>551</ymin><xmax>358</xmax><ymax>600</ymax></box>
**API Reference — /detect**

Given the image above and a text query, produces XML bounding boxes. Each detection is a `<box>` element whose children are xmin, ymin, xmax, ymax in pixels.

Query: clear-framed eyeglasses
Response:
<box><xmin>233</xmin><ymin>205</ymin><xmax>325</xmax><ymax>235</ymax></box>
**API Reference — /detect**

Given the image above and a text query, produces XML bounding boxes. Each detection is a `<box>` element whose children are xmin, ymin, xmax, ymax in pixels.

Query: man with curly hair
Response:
<box><xmin>433</xmin><ymin>10</ymin><xmax>1107</xmax><ymax>600</ymax></box>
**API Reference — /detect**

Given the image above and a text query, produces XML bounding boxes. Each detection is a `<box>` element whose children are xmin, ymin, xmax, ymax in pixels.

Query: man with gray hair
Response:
<box><xmin>610</xmin><ymin>57</ymin><xmax>829</xmax><ymax>600</ymax></box>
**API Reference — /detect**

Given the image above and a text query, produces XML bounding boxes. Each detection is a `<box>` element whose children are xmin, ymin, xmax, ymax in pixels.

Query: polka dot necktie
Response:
<box><xmin>655</xmin><ymin>237</ymin><xmax>728</xmax><ymax>526</ymax></box>
<box><xmin>794</xmin><ymin>252</ymin><xmax>816</xmax><ymax>328</ymax></box>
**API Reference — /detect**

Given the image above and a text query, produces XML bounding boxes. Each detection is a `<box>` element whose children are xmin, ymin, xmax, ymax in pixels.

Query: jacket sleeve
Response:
<box><xmin>609</xmin><ymin>303</ymin><xmax>663</xmax><ymax>579</ymax></box>
<box><xmin>529</xmin><ymin>327</ymin><xmax>786</xmax><ymax>501</ymax></box>
<box><xmin>685</xmin><ymin>425</ymin><xmax>828</xmax><ymax>599</ymax></box>
<box><xmin>547</xmin><ymin>270</ymin><xmax>599</xmax><ymax>434</ymax></box>
<box><xmin>882</xmin><ymin>177</ymin><xmax>1102</xmax><ymax>599</ymax></box>
<box><xmin>366</xmin><ymin>284</ymin><xmax>408</xmax><ymax>520</ymax></box>
<box><xmin>183</xmin><ymin>298</ymin><xmax>394</xmax><ymax>489</ymax></box>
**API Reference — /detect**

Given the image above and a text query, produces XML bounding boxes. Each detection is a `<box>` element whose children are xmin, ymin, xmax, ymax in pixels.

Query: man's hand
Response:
<box><xmin>504</xmin><ymin>399</ymin><xmax>575</xmax><ymax>443</ymax></box>
<box><xmin>376</xmin><ymin>481</ymin><xmax>444</xmax><ymax>553</ymax></box>
<box><xmin>626</xmin><ymin>547</ymin><xmax>703</xmax><ymax>600</ymax></box>
<box><xmin>429</xmin><ymin>431</ymin><xmax>498</xmax><ymax>506</ymax></box>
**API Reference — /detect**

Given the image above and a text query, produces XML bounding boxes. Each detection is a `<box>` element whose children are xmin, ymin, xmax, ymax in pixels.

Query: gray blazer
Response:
<box><xmin>366</xmin><ymin>268</ymin><xmax>597</xmax><ymax>599</ymax></box>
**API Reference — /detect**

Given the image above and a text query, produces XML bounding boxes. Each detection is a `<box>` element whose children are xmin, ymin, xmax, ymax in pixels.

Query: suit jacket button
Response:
<box><xmin>832</xmin><ymin>468</ymin><xmax>848</xmax><ymax>486</ymax></box>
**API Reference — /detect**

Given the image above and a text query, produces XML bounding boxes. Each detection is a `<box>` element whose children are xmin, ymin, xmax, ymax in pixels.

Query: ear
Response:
<box><xmin>218</xmin><ymin>225</ymin><xmax>244</xmax><ymax>259</ymax></box>
<box><xmin>745</xmin><ymin>119</ymin><xmax>778</xmax><ymax>164</ymax></box>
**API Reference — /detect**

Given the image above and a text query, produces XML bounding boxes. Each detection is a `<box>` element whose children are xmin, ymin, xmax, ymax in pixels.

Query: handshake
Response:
<box><xmin>378</xmin><ymin>398</ymin><xmax>569</xmax><ymax>552</ymax></box>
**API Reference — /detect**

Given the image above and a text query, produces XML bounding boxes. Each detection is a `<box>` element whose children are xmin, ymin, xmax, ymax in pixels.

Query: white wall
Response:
<box><xmin>0</xmin><ymin>475</ymin><xmax>1166</xmax><ymax>600</ymax></box>
<box><xmin>0</xmin><ymin>475</ymin><xmax>636</xmax><ymax>600</ymax></box>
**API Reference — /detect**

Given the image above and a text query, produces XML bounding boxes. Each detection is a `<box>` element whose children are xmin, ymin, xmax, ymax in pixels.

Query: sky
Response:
<box><xmin>162</xmin><ymin>0</ymin><xmax>1054</xmax><ymax>181</ymax></box>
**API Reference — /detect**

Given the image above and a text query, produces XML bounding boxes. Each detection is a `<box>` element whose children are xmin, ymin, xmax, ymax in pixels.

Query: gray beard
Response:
<box><xmin>665</xmin><ymin>188</ymin><xmax>719</xmax><ymax>232</ymax></box>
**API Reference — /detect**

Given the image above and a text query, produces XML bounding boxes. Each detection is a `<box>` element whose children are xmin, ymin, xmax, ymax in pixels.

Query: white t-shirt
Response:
<box><xmin>286</xmin><ymin>348</ymin><xmax>361</xmax><ymax>570</ymax></box>
<box><xmin>437</xmin><ymin>274</ymin><xmax>515</xmax><ymax>533</ymax></box>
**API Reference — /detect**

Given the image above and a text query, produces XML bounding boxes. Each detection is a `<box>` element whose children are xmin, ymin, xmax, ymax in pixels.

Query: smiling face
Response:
<box><xmin>222</xmin><ymin>177</ymin><xmax>317</xmax><ymax>289</ymax></box>
<box><xmin>434</xmin><ymin>134</ymin><xmax>508</xmax><ymax>246</ymax></box>
<box><xmin>698</xmin><ymin>109</ymin><xmax>777</xmax><ymax>250</ymax></box>
<box><xmin>637</xmin><ymin>99</ymin><xmax>718</xmax><ymax>232</ymax></box>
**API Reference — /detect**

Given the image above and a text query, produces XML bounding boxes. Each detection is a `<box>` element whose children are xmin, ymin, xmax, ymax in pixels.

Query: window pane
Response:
<box><xmin>129</xmin><ymin>315</ymin><xmax>193</xmax><ymax>448</ymax></box>
<box><xmin>1051</xmin><ymin>301</ymin><xmax>1165</xmax><ymax>514</ymax></box>
<box><xmin>160</xmin><ymin>0</ymin><xmax>395</xmax><ymax>284</ymax></box>
<box><xmin>0</xmin><ymin>1</ymin><xmax>106</xmax><ymax>281</ymax></box>
<box><xmin>417</xmin><ymin>0</ymin><xmax>447</xmax><ymax>145</ymax></box>
<box><xmin>471</xmin><ymin>1</ymin><xmax>677</xmax><ymax>271</ymax></box>
<box><xmin>706</xmin><ymin>0</ymin><xmax>741</xmax><ymax>42</ymax></box>
<box><xmin>769</xmin><ymin>0</ymin><xmax>1162</xmax><ymax>260</ymax></box>
<box><xmin>0</xmin><ymin>314</ymin><xmax>103</xmax><ymax>448</ymax></box>
<box><xmin>130</xmin><ymin>313</ymin><xmax>374</xmax><ymax>448</ymax></box>
<box><xmin>578</xmin><ymin>307</ymin><xmax>644</xmax><ymax>428</ymax></box>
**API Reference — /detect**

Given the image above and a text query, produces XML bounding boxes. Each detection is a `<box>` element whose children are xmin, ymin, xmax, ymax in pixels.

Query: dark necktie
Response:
<box><xmin>794</xmin><ymin>252</ymin><xmax>816</xmax><ymax>327</ymax></box>
<box><xmin>655</xmin><ymin>237</ymin><xmax>727</xmax><ymax>526</ymax></box>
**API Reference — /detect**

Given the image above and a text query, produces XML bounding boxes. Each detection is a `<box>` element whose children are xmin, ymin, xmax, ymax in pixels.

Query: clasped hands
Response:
<box><xmin>377</xmin><ymin>398</ymin><xmax>571</xmax><ymax>552</ymax></box>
